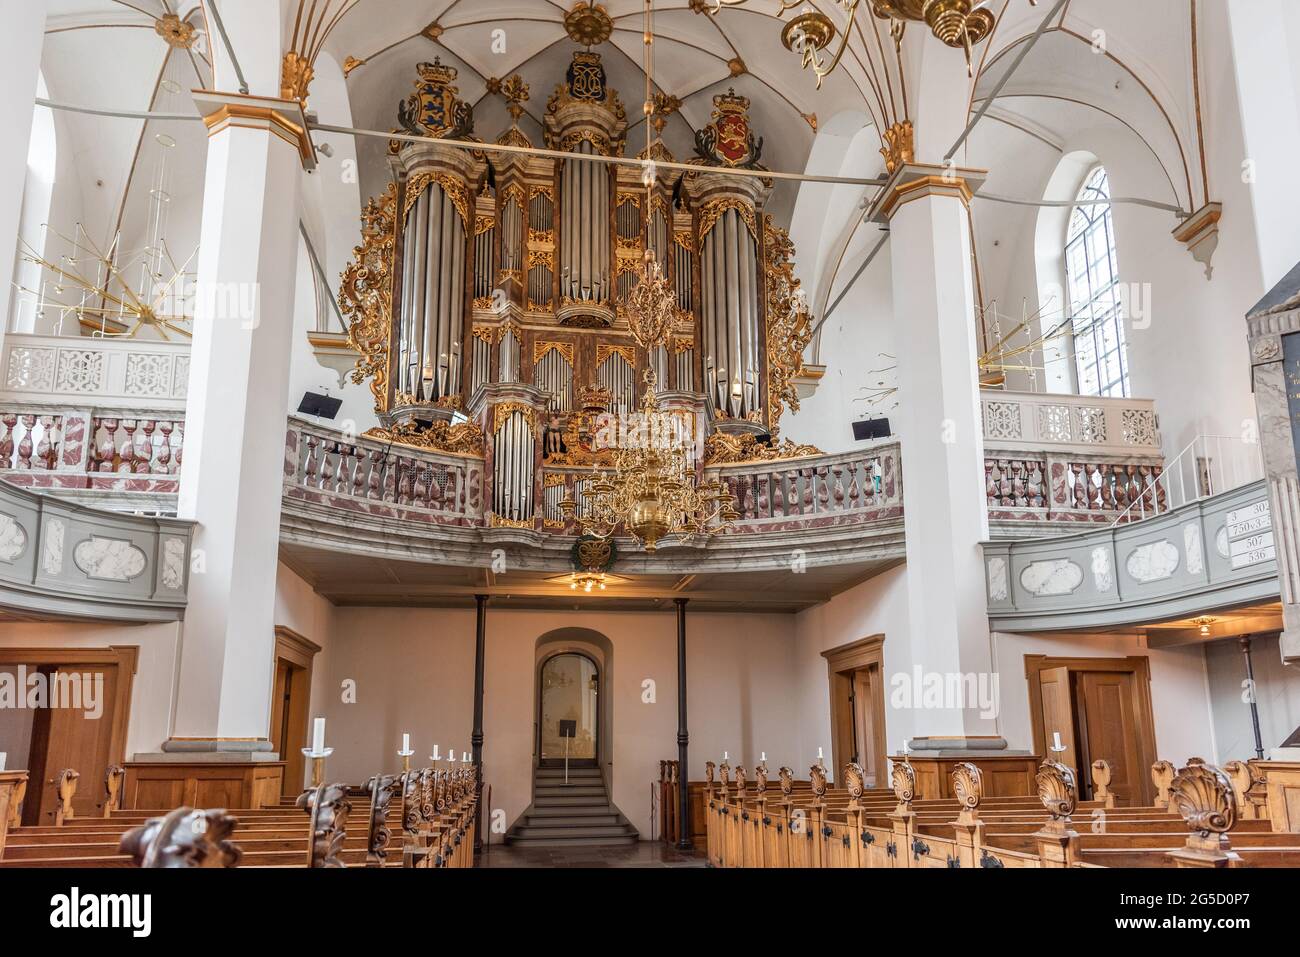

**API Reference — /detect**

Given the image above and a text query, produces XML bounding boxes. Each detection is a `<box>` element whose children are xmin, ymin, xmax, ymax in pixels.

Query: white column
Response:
<box><xmin>163</xmin><ymin>0</ymin><xmax>308</xmax><ymax>755</ymax></box>
<box><xmin>1227</xmin><ymin>0</ymin><xmax>1300</xmax><ymax>287</ymax></box>
<box><xmin>0</xmin><ymin>1</ymin><xmax>48</xmax><ymax>341</ymax></box>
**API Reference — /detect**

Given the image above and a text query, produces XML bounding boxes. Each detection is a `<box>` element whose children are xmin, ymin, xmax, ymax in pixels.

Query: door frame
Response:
<box><xmin>269</xmin><ymin>627</ymin><xmax>321</xmax><ymax>796</ymax></box>
<box><xmin>1023</xmin><ymin>654</ymin><xmax>1158</xmax><ymax>804</ymax></box>
<box><xmin>822</xmin><ymin>635</ymin><xmax>887</xmax><ymax>787</ymax></box>
<box><xmin>535</xmin><ymin>650</ymin><xmax>600</xmax><ymax>768</ymax></box>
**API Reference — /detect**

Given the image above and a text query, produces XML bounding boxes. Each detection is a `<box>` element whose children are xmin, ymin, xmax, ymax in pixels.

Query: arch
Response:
<box><xmin>534</xmin><ymin>628</ymin><xmax>614</xmax><ymax>777</ymax></box>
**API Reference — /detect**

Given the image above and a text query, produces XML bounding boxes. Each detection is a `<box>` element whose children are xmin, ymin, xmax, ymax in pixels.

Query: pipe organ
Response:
<box><xmin>342</xmin><ymin>53</ymin><xmax>817</xmax><ymax>532</ymax></box>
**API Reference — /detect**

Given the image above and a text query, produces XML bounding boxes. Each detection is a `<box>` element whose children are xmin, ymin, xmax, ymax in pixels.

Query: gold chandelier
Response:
<box><xmin>623</xmin><ymin>248</ymin><xmax>679</xmax><ymax>351</ymax></box>
<box><xmin>557</xmin><ymin>372</ymin><xmax>739</xmax><ymax>552</ymax></box>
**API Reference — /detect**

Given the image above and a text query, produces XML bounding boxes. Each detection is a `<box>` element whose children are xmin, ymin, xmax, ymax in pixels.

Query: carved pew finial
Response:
<box><xmin>808</xmin><ymin>763</ymin><xmax>827</xmax><ymax>802</ymax></box>
<box><xmin>1032</xmin><ymin>761</ymin><xmax>1079</xmax><ymax>866</ymax></box>
<box><xmin>1090</xmin><ymin>759</ymin><xmax>1115</xmax><ymax>809</ymax></box>
<box><xmin>1151</xmin><ymin>760</ymin><xmax>1176</xmax><ymax>809</ymax></box>
<box><xmin>297</xmin><ymin>782</ymin><xmax>353</xmax><ymax>868</ymax></box>
<box><xmin>778</xmin><ymin>766</ymin><xmax>793</xmax><ymax>802</ymax></box>
<box><xmin>754</xmin><ymin>763</ymin><xmax>768</xmax><ymax>795</ymax></box>
<box><xmin>54</xmin><ymin>768</ymin><xmax>79</xmax><ymax>826</ymax></box>
<box><xmin>890</xmin><ymin>760</ymin><xmax>915</xmax><ymax>817</ymax></box>
<box><xmin>1223</xmin><ymin>760</ymin><xmax>1266</xmax><ymax>820</ymax></box>
<box><xmin>1167</xmin><ymin>763</ymin><xmax>1241</xmax><ymax>867</ymax></box>
<box><xmin>119</xmin><ymin>807</ymin><xmax>242</xmax><ymax>868</ymax></box>
<box><xmin>951</xmin><ymin>762</ymin><xmax>984</xmax><ymax>827</ymax></box>
<box><xmin>103</xmin><ymin>764</ymin><xmax>125</xmax><ymax>818</ymax></box>
<box><xmin>8</xmin><ymin>777</ymin><xmax>26</xmax><ymax>829</ymax></box>
<box><xmin>365</xmin><ymin>772</ymin><xmax>401</xmax><ymax>866</ymax></box>
<box><xmin>734</xmin><ymin>766</ymin><xmax>747</xmax><ymax>801</ymax></box>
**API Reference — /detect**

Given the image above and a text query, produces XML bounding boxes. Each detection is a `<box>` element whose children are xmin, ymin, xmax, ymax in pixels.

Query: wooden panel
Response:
<box><xmin>902</xmin><ymin>755</ymin><xmax>1039</xmax><ymax>801</ymax></box>
<box><xmin>1078</xmin><ymin>671</ymin><xmax>1143</xmax><ymax>805</ymax></box>
<box><xmin>122</xmin><ymin>762</ymin><xmax>286</xmax><ymax>811</ymax></box>
<box><xmin>1038</xmin><ymin>666</ymin><xmax>1079</xmax><ymax>772</ymax></box>
<box><xmin>0</xmin><ymin>772</ymin><xmax>26</xmax><ymax>857</ymax></box>
<box><xmin>194</xmin><ymin>778</ymin><xmax>246</xmax><ymax>809</ymax></box>
<box><xmin>1264</xmin><ymin>762</ymin><xmax>1300</xmax><ymax>832</ymax></box>
<box><xmin>131</xmin><ymin>779</ymin><xmax>184</xmax><ymax>811</ymax></box>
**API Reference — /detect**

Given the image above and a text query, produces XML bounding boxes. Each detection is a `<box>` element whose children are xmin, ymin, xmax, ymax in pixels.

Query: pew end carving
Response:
<box><xmin>119</xmin><ymin>807</ymin><xmax>242</xmax><ymax>868</ymax></box>
<box><xmin>1166</xmin><ymin>763</ymin><xmax>1243</xmax><ymax>868</ymax></box>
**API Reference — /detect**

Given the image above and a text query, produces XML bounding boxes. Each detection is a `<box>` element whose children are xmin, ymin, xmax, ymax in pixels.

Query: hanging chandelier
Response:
<box><xmin>557</xmin><ymin>372</ymin><xmax>739</xmax><ymax>552</ymax></box>
<box><xmin>623</xmin><ymin>248</ymin><xmax>679</xmax><ymax>351</ymax></box>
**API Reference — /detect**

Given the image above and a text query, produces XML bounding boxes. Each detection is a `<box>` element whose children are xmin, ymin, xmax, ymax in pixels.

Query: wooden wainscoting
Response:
<box><xmin>823</xmin><ymin>635</ymin><xmax>887</xmax><ymax>788</ymax></box>
<box><xmin>1264</xmin><ymin>762</ymin><xmax>1300</xmax><ymax>832</ymax></box>
<box><xmin>120</xmin><ymin>761</ymin><xmax>285</xmax><ymax>810</ymax></box>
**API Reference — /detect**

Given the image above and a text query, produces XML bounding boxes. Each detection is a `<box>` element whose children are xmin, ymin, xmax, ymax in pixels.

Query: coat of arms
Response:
<box><xmin>694</xmin><ymin>89</ymin><xmax>764</xmax><ymax>169</ymax></box>
<box><xmin>566</xmin><ymin>50</ymin><xmax>608</xmax><ymax>102</ymax></box>
<box><xmin>397</xmin><ymin>59</ymin><xmax>475</xmax><ymax>139</ymax></box>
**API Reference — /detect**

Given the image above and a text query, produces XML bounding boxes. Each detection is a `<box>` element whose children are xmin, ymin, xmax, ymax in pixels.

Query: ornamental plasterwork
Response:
<box><xmin>0</xmin><ymin>513</ymin><xmax>29</xmax><ymax>563</ymax></box>
<box><xmin>764</xmin><ymin>220</ymin><xmax>813</xmax><ymax>433</ymax></box>
<box><xmin>702</xmin><ymin>431</ymin><xmax>821</xmax><ymax>467</ymax></box>
<box><xmin>56</xmin><ymin>349</ymin><xmax>106</xmax><ymax>393</ymax></box>
<box><xmin>73</xmin><ymin>536</ymin><xmax>148</xmax><ymax>582</ymax></box>
<box><xmin>1074</xmin><ymin>406</ymin><xmax>1107</xmax><ymax>443</ymax></box>
<box><xmin>697</xmin><ymin>198</ymin><xmax>758</xmax><ymax>243</ymax></box>
<box><xmin>5</xmin><ymin>347</ymin><xmax>56</xmax><ymax>391</ymax></box>
<box><xmin>1121</xmin><ymin>408</ymin><xmax>1160</xmax><ymax>447</ymax></box>
<box><xmin>982</xmin><ymin>401</ymin><xmax>1022</xmax><ymax>441</ymax></box>
<box><xmin>404</xmin><ymin>171</ymin><xmax>471</xmax><ymax>225</ymax></box>
<box><xmin>1037</xmin><ymin>404</ymin><xmax>1071</xmax><ymax>443</ymax></box>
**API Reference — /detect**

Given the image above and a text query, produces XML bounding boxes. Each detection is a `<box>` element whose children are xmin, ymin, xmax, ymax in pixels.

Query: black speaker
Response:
<box><xmin>852</xmin><ymin>418</ymin><xmax>891</xmax><ymax>441</ymax></box>
<box><xmin>298</xmin><ymin>391</ymin><xmax>343</xmax><ymax>420</ymax></box>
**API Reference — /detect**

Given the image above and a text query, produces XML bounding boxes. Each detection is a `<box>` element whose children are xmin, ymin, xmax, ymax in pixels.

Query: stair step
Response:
<box><xmin>535</xmin><ymin>785</ymin><xmax>606</xmax><ymax>796</ymax></box>
<box><xmin>504</xmin><ymin>834</ymin><xmax>639</xmax><ymax>848</ymax></box>
<box><xmin>532</xmin><ymin>796</ymin><xmax>612</xmax><ymax>808</ymax></box>
<box><xmin>523</xmin><ymin>814</ymin><xmax>621</xmax><ymax>828</ymax></box>
<box><xmin>526</xmin><ymin>804</ymin><xmax>616</xmax><ymax>818</ymax></box>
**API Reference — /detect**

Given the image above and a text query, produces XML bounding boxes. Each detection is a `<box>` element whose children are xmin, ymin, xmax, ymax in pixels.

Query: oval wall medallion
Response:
<box><xmin>1019</xmin><ymin>558</ymin><xmax>1084</xmax><ymax>596</ymax></box>
<box><xmin>73</xmin><ymin>536</ymin><xmax>148</xmax><ymax>582</ymax></box>
<box><xmin>1125</xmin><ymin>540</ymin><xmax>1180</xmax><ymax>583</ymax></box>
<box><xmin>0</xmin><ymin>512</ymin><xmax>28</xmax><ymax>563</ymax></box>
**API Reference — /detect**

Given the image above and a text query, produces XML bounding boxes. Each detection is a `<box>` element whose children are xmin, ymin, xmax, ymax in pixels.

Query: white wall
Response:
<box><xmin>1204</xmin><ymin>633</ymin><xmax>1300</xmax><ymax>760</ymax></box>
<box><xmin>311</xmin><ymin>605</ymin><xmax>800</xmax><ymax>839</ymax></box>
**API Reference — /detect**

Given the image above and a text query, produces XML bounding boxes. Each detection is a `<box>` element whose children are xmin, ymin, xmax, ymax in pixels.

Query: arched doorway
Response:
<box><xmin>537</xmin><ymin>652</ymin><xmax>599</xmax><ymax>768</ymax></box>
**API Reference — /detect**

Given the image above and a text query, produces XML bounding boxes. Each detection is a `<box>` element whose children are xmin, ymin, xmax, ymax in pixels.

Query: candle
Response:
<box><xmin>817</xmin><ymin>747</ymin><xmax>824</xmax><ymax>760</ymax></box>
<box><xmin>431</xmin><ymin>743</ymin><xmax>440</xmax><ymax>761</ymax></box>
<box><xmin>723</xmin><ymin>751</ymin><xmax>728</xmax><ymax>761</ymax></box>
<box><xmin>1052</xmin><ymin>731</ymin><xmax>1063</xmax><ymax>751</ymax></box>
<box><xmin>462</xmin><ymin>752</ymin><xmax>469</xmax><ymax>762</ymax></box>
<box><xmin>311</xmin><ymin>717</ymin><xmax>325</xmax><ymax>754</ymax></box>
<box><xmin>402</xmin><ymin>733</ymin><xmax>410</xmax><ymax>753</ymax></box>
<box><xmin>761</xmin><ymin>752</ymin><xmax>767</xmax><ymax>762</ymax></box>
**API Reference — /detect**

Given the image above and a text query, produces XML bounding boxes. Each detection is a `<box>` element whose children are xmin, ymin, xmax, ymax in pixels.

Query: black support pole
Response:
<box><xmin>1240</xmin><ymin>635</ymin><xmax>1266</xmax><ymax>760</ymax></box>
<box><xmin>675</xmin><ymin>597</ymin><xmax>692</xmax><ymax>851</ymax></box>
<box><xmin>472</xmin><ymin>593</ymin><xmax>488</xmax><ymax>851</ymax></box>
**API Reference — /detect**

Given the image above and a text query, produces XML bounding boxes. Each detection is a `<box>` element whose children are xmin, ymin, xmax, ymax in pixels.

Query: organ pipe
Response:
<box><xmin>398</xmin><ymin>180</ymin><xmax>467</xmax><ymax>404</ymax></box>
<box><xmin>701</xmin><ymin>208</ymin><xmax>760</xmax><ymax>419</ymax></box>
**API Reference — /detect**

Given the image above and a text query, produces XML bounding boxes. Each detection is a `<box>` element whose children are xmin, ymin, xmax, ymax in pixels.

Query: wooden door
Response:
<box><xmin>852</xmin><ymin>669</ymin><xmax>879</xmax><ymax>786</ymax></box>
<box><xmin>1037</xmin><ymin>666</ymin><xmax>1079</xmax><ymax>773</ymax></box>
<box><xmin>1076</xmin><ymin>671</ymin><xmax>1146</xmax><ymax>805</ymax></box>
<box><xmin>28</xmin><ymin>664</ymin><xmax>119</xmax><ymax>822</ymax></box>
<box><xmin>269</xmin><ymin>660</ymin><xmax>310</xmax><ymax>797</ymax></box>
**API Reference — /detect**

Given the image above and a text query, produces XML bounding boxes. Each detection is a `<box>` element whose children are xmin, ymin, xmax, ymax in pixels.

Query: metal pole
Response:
<box><xmin>674</xmin><ymin>597</ymin><xmax>692</xmax><ymax>851</ymax></box>
<box><xmin>1240</xmin><ymin>636</ymin><xmax>1266</xmax><ymax>760</ymax></box>
<box><xmin>472</xmin><ymin>593</ymin><xmax>488</xmax><ymax>851</ymax></box>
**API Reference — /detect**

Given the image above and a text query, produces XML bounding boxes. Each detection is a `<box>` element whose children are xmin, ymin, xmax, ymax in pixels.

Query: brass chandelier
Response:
<box><xmin>557</xmin><ymin>371</ymin><xmax>739</xmax><ymax>552</ymax></box>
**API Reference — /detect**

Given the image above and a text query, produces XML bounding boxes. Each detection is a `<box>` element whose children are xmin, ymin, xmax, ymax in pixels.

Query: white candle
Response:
<box><xmin>312</xmin><ymin>717</ymin><xmax>325</xmax><ymax>754</ymax></box>
<box><xmin>761</xmin><ymin>752</ymin><xmax>766</xmax><ymax>762</ymax></box>
<box><xmin>1052</xmin><ymin>731</ymin><xmax>1063</xmax><ymax>751</ymax></box>
<box><xmin>723</xmin><ymin>751</ymin><xmax>728</xmax><ymax>761</ymax></box>
<box><xmin>402</xmin><ymin>733</ymin><xmax>410</xmax><ymax>753</ymax></box>
<box><xmin>817</xmin><ymin>747</ymin><xmax>824</xmax><ymax>760</ymax></box>
<box><xmin>462</xmin><ymin>752</ymin><xmax>469</xmax><ymax>762</ymax></box>
<box><xmin>0</xmin><ymin>752</ymin><xmax>6</xmax><ymax>772</ymax></box>
<box><xmin>431</xmin><ymin>743</ymin><xmax>440</xmax><ymax>761</ymax></box>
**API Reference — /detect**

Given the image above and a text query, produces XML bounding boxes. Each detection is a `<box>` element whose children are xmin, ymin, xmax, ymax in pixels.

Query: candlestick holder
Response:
<box><xmin>302</xmin><ymin>746</ymin><xmax>334</xmax><ymax>787</ymax></box>
<box><xmin>398</xmin><ymin>748</ymin><xmax>415</xmax><ymax>772</ymax></box>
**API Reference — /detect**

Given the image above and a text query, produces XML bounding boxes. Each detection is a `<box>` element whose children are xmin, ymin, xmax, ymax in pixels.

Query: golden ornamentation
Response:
<box><xmin>527</xmin><ymin>248</ymin><xmax>555</xmax><ymax>270</ymax></box>
<box><xmin>559</xmin><ymin>129</ymin><xmax>613</xmax><ymax>156</ymax></box>
<box><xmin>558</xmin><ymin>371</ymin><xmax>739</xmax><ymax>552</ymax></box>
<box><xmin>343</xmin><ymin>56</ymin><xmax>366</xmax><ymax>76</ymax></box>
<box><xmin>1035</xmin><ymin>761</ymin><xmax>1078</xmax><ymax>822</ymax></box>
<box><xmin>499</xmin><ymin>126</ymin><xmax>533</xmax><ymax>149</ymax></box>
<box><xmin>473</xmin><ymin>296</ymin><xmax>495</xmax><ymax>311</ymax></box>
<box><xmin>880</xmin><ymin>120</ymin><xmax>915</xmax><ymax>174</ymax></box>
<box><xmin>693</xmin><ymin>89</ymin><xmax>763</xmax><ymax>169</ymax></box>
<box><xmin>671</xmin><ymin>337</ymin><xmax>695</xmax><ymax>354</ymax></box>
<box><xmin>544</xmin><ymin>472</ymin><xmax>570</xmax><ymax>489</ymax></box>
<box><xmin>501</xmin><ymin>183</ymin><xmax>527</xmax><ymax>207</ymax></box>
<box><xmin>281</xmin><ymin>1</ymin><xmax>359</xmax><ymax>104</ymax></box>
<box><xmin>490</xmin><ymin>515</ymin><xmax>534</xmax><ymax>530</ymax></box>
<box><xmin>397</xmin><ymin>59</ymin><xmax>475</xmax><ymax>140</ymax></box>
<box><xmin>596</xmin><ymin>344</ymin><xmax>637</xmax><ymax>368</ymax></box>
<box><xmin>341</xmin><ymin>184</ymin><xmax>398</xmax><ymax>411</ymax></box>
<box><xmin>697</xmin><ymin>198</ymin><xmax>758</xmax><ymax>243</ymax></box>
<box><xmin>564</xmin><ymin>2</ymin><xmax>614</xmax><ymax>46</ymax></box>
<box><xmin>672</xmin><ymin>231</ymin><xmax>695</xmax><ymax>253</ymax></box>
<box><xmin>493</xmin><ymin>402</ymin><xmax>537</xmax><ymax>434</ymax></box>
<box><xmin>534</xmin><ymin>340</ymin><xmax>575</xmax><ymax>367</ymax></box>
<box><xmin>472</xmin><ymin>326</ymin><xmax>496</xmax><ymax>344</ymax></box>
<box><xmin>621</xmin><ymin>250</ymin><xmax>681</xmax><ymax>351</ymax></box>
<box><xmin>475</xmin><ymin>216</ymin><xmax>496</xmax><ymax>236</ymax></box>
<box><xmin>421</xmin><ymin>21</ymin><xmax>444</xmax><ymax>41</ymax></box>
<box><xmin>155</xmin><ymin>13</ymin><xmax>197</xmax><ymax>49</ymax></box>
<box><xmin>727</xmin><ymin>57</ymin><xmax>747</xmax><ymax>77</ymax></box>
<box><xmin>702</xmin><ymin>431</ymin><xmax>821</xmax><ymax>466</ymax></box>
<box><xmin>1170</xmin><ymin>763</ymin><xmax>1236</xmax><ymax>837</ymax></box>
<box><xmin>781</xmin><ymin>10</ymin><xmax>836</xmax><ymax>58</ymax></box>
<box><xmin>872</xmin><ymin>0</ymin><xmax>997</xmax><ymax>73</ymax></box>
<box><xmin>281</xmin><ymin>52</ymin><xmax>314</xmax><ymax>104</ymax></box>
<box><xmin>404</xmin><ymin>171</ymin><xmax>471</xmax><ymax>225</ymax></box>
<box><xmin>363</xmin><ymin>419</ymin><xmax>485</xmax><ymax>457</ymax></box>
<box><xmin>764</xmin><ymin>219</ymin><xmax>814</xmax><ymax>432</ymax></box>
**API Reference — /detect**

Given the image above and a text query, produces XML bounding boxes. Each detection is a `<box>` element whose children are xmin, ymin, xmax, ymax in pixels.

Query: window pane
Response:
<box><xmin>1063</xmin><ymin>166</ymin><xmax>1128</xmax><ymax>397</ymax></box>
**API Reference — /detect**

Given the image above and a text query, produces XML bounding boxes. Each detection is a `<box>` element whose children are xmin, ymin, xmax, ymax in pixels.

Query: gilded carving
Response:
<box><xmin>702</xmin><ymin>430</ymin><xmax>822</xmax><ymax>466</ymax></box>
<box><xmin>1169</xmin><ymin>763</ymin><xmax>1236</xmax><ymax>837</ymax></box>
<box><xmin>1035</xmin><ymin>761</ymin><xmax>1077</xmax><ymax>821</ymax></box>
<box><xmin>404</xmin><ymin>171</ymin><xmax>472</xmax><ymax>225</ymax></box>
<box><xmin>534</xmin><ymin>340</ymin><xmax>576</xmax><ymax>367</ymax></box>
<box><xmin>341</xmin><ymin>183</ymin><xmax>399</xmax><ymax>412</ymax></box>
<box><xmin>596</xmin><ymin>343</ymin><xmax>636</xmax><ymax>368</ymax></box>
<box><xmin>697</xmin><ymin>198</ymin><xmax>758</xmax><ymax>244</ymax></box>
<box><xmin>765</xmin><ymin>218</ymin><xmax>814</xmax><ymax>433</ymax></box>
<box><xmin>364</xmin><ymin>418</ymin><xmax>485</xmax><ymax>457</ymax></box>
<box><xmin>493</xmin><ymin>402</ymin><xmax>538</xmax><ymax>434</ymax></box>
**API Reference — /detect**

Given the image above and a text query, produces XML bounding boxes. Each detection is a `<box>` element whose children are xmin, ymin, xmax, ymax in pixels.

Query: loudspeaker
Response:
<box><xmin>852</xmin><ymin>418</ymin><xmax>891</xmax><ymax>441</ymax></box>
<box><xmin>298</xmin><ymin>391</ymin><xmax>343</xmax><ymax>420</ymax></box>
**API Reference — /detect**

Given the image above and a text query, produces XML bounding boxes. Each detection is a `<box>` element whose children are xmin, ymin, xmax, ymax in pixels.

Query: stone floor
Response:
<box><xmin>476</xmin><ymin>841</ymin><xmax>707</xmax><ymax>868</ymax></box>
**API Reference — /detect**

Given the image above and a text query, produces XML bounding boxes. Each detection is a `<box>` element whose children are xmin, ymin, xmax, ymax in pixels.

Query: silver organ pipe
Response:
<box><xmin>471</xmin><ymin>334</ymin><xmax>492</xmax><ymax>393</ymax></box>
<box><xmin>543</xmin><ymin>481</ymin><xmax>568</xmax><ymax>525</ymax></box>
<box><xmin>499</xmin><ymin>326</ymin><xmax>520</xmax><ymax>383</ymax></box>
<box><xmin>673</xmin><ymin>240</ymin><xmax>692</xmax><ymax>313</ymax></box>
<box><xmin>561</xmin><ymin>139</ymin><xmax>610</xmax><ymax>303</ymax></box>
<box><xmin>398</xmin><ymin>181</ymin><xmax>467</xmax><ymax>403</ymax></box>
<box><xmin>650</xmin><ymin>345</ymin><xmax>669</xmax><ymax>389</ymax></box>
<box><xmin>501</xmin><ymin>198</ymin><xmax>522</xmax><ymax>273</ymax></box>
<box><xmin>701</xmin><ymin>209</ymin><xmax>759</xmax><ymax>419</ymax></box>
<box><xmin>597</xmin><ymin>352</ymin><xmax>635</xmax><ymax>416</ymax></box>
<box><xmin>674</xmin><ymin>346</ymin><xmax>695</xmax><ymax>391</ymax></box>
<box><xmin>474</xmin><ymin>225</ymin><xmax>495</xmax><ymax>299</ymax></box>
<box><xmin>536</xmin><ymin>348</ymin><xmax>573</xmax><ymax>412</ymax></box>
<box><xmin>493</xmin><ymin>410</ymin><xmax>535</xmax><ymax>522</ymax></box>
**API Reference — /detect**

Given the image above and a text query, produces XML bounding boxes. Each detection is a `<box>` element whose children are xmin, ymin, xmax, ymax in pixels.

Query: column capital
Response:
<box><xmin>192</xmin><ymin>89</ymin><xmax>317</xmax><ymax>171</ymax></box>
<box><xmin>870</xmin><ymin>163</ymin><xmax>988</xmax><ymax>225</ymax></box>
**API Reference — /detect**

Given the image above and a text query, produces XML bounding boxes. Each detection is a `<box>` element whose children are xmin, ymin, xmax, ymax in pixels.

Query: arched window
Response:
<box><xmin>1065</xmin><ymin>167</ymin><xmax>1129</xmax><ymax>397</ymax></box>
<box><xmin>11</xmin><ymin>74</ymin><xmax>56</xmax><ymax>333</ymax></box>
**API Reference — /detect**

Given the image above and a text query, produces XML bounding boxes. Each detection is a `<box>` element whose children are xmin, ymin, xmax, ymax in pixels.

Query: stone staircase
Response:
<box><xmin>504</xmin><ymin>765</ymin><xmax>639</xmax><ymax>847</ymax></box>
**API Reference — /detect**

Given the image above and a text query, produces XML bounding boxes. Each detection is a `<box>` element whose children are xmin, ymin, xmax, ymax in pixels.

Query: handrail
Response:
<box><xmin>1110</xmin><ymin>435</ymin><xmax>1263</xmax><ymax>526</ymax></box>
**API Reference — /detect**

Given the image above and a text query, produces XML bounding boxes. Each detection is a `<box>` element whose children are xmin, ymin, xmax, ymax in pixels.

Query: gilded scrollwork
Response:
<box><xmin>363</xmin><ymin>418</ymin><xmax>485</xmax><ymax>457</ymax></box>
<box><xmin>765</xmin><ymin>218</ymin><xmax>814</xmax><ymax>433</ymax></box>
<box><xmin>341</xmin><ymin>183</ymin><xmax>398</xmax><ymax>412</ymax></box>
<box><xmin>697</xmin><ymin>197</ymin><xmax>758</xmax><ymax>244</ymax></box>
<box><xmin>702</xmin><ymin>430</ymin><xmax>822</xmax><ymax>466</ymax></box>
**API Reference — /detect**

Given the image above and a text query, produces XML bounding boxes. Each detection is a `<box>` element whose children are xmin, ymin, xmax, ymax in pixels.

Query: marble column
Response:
<box><xmin>162</xmin><ymin>2</ymin><xmax>315</xmax><ymax>756</ymax></box>
<box><xmin>0</xmin><ymin>1</ymin><xmax>48</xmax><ymax>342</ymax></box>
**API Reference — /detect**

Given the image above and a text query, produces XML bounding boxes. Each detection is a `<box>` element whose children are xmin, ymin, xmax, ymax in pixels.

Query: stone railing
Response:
<box><xmin>0</xmin><ymin>477</ymin><xmax>193</xmax><ymax>621</ymax></box>
<box><xmin>1</xmin><ymin>332</ymin><xmax>189</xmax><ymax>412</ymax></box>
<box><xmin>282</xmin><ymin>417</ymin><xmax>484</xmax><ymax>526</ymax></box>
<box><xmin>983</xmin><ymin>480</ymin><xmax>1277</xmax><ymax>632</ymax></box>
<box><xmin>706</xmin><ymin>444</ymin><xmax>902</xmax><ymax>532</ymax></box>
<box><xmin>982</xmin><ymin>390</ymin><xmax>1165</xmax><ymax>529</ymax></box>
<box><xmin>0</xmin><ymin>404</ymin><xmax>184</xmax><ymax>496</ymax></box>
